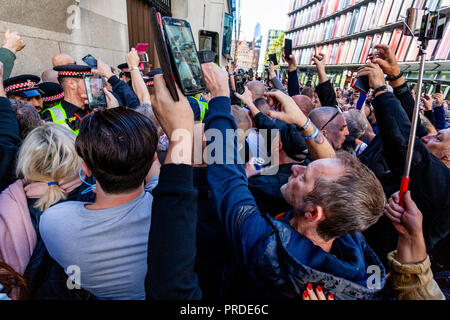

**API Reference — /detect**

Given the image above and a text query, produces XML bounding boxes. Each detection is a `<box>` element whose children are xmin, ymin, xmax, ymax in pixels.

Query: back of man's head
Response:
<box><xmin>231</xmin><ymin>105</ymin><xmax>252</xmax><ymax>148</ymax></box>
<box><xmin>52</xmin><ymin>53</ymin><xmax>75</xmax><ymax>67</ymax></box>
<box><xmin>302</xmin><ymin>152</ymin><xmax>385</xmax><ymax>241</ymax></box>
<box><xmin>301</xmin><ymin>87</ymin><xmax>314</xmax><ymax>99</ymax></box>
<box><xmin>308</xmin><ymin>107</ymin><xmax>337</xmax><ymax>129</ymax></box>
<box><xmin>246</xmin><ymin>80</ymin><xmax>265</xmax><ymax>100</ymax></box>
<box><xmin>345</xmin><ymin>109</ymin><xmax>367</xmax><ymax>141</ymax></box>
<box><xmin>75</xmin><ymin>107</ymin><xmax>158</xmax><ymax>194</ymax></box>
<box><xmin>292</xmin><ymin>95</ymin><xmax>313</xmax><ymax>115</ymax></box>
<box><xmin>9</xmin><ymin>99</ymin><xmax>42</xmax><ymax>140</ymax></box>
<box><xmin>41</xmin><ymin>69</ymin><xmax>59</xmax><ymax>83</ymax></box>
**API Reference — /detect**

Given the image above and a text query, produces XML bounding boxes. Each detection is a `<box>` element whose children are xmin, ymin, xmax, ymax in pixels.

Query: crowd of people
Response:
<box><xmin>0</xmin><ymin>25</ymin><xmax>449</xmax><ymax>301</ymax></box>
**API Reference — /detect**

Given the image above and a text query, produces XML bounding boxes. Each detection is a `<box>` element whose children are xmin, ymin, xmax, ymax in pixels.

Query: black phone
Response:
<box><xmin>234</xmin><ymin>74</ymin><xmax>245</xmax><ymax>95</ymax></box>
<box><xmin>285</xmin><ymin>38</ymin><xmax>292</xmax><ymax>58</ymax></box>
<box><xmin>161</xmin><ymin>16</ymin><xmax>207</xmax><ymax>97</ymax></box>
<box><xmin>352</xmin><ymin>76</ymin><xmax>370</xmax><ymax>95</ymax></box>
<box><xmin>198</xmin><ymin>50</ymin><xmax>216</xmax><ymax>64</ymax></box>
<box><xmin>435</xmin><ymin>83</ymin><xmax>441</xmax><ymax>94</ymax></box>
<box><xmin>150</xmin><ymin>8</ymin><xmax>179</xmax><ymax>101</ymax></box>
<box><xmin>269</xmin><ymin>53</ymin><xmax>278</xmax><ymax>66</ymax></box>
<box><xmin>83</xmin><ymin>74</ymin><xmax>106</xmax><ymax>108</ymax></box>
<box><xmin>82</xmin><ymin>54</ymin><xmax>97</xmax><ymax>69</ymax></box>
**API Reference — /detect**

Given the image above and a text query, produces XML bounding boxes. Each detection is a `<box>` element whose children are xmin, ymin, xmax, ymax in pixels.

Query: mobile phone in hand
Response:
<box><xmin>82</xmin><ymin>54</ymin><xmax>98</xmax><ymax>69</ymax></box>
<box><xmin>150</xmin><ymin>8</ymin><xmax>179</xmax><ymax>101</ymax></box>
<box><xmin>83</xmin><ymin>74</ymin><xmax>107</xmax><ymax>108</ymax></box>
<box><xmin>162</xmin><ymin>16</ymin><xmax>207</xmax><ymax>97</ymax></box>
<box><xmin>352</xmin><ymin>76</ymin><xmax>370</xmax><ymax>95</ymax></box>
<box><xmin>284</xmin><ymin>38</ymin><xmax>292</xmax><ymax>58</ymax></box>
<box><xmin>269</xmin><ymin>53</ymin><xmax>278</xmax><ymax>66</ymax></box>
<box><xmin>435</xmin><ymin>83</ymin><xmax>441</xmax><ymax>94</ymax></box>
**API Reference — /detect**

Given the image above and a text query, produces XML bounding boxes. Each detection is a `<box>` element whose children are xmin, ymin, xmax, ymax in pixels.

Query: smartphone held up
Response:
<box><xmin>150</xmin><ymin>7</ymin><xmax>207</xmax><ymax>101</ymax></box>
<box><xmin>83</xmin><ymin>74</ymin><xmax>107</xmax><ymax>109</ymax></box>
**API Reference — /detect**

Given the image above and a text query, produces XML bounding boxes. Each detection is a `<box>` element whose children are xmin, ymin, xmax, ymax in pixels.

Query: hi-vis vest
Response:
<box><xmin>42</xmin><ymin>103</ymin><xmax>79</xmax><ymax>136</ymax></box>
<box><xmin>192</xmin><ymin>94</ymin><xmax>209</xmax><ymax>122</ymax></box>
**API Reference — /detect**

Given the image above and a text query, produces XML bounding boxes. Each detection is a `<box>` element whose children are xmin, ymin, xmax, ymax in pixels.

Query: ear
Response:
<box><xmin>442</xmin><ymin>153</ymin><xmax>450</xmax><ymax>163</ymax></box>
<box><xmin>303</xmin><ymin>204</ymin><xmax>326</xmax><ymax>223</ymax></box>
<box><xmin>81</xmin><ymin>162</ymin><xmax>92</xmax><ymax>177</ymax></box>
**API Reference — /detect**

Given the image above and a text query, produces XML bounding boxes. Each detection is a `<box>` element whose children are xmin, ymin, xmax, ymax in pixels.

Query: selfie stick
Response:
<box><xmin>398</xmin><ymin>17</ymin><xmax>428</xmax><ymax>207</ymax></box>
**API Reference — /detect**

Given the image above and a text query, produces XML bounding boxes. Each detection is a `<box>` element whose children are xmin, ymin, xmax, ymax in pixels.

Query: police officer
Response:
<box><xmin>41</xmin><ymin>64</ymin><xmax>92</xmax><ymax>135</ymax></box>
<box><xmin>38</xmin><ymin>82</ymin><xmax>64</xmax><ymax>111</ymax></box>
<box><xmin>3</xmin><ymin>74</ymin><xmax>43</xmax><ymax>112</ymax></box>
<box><xmin>117</xmin><ymin>62</ymin><xmax>132</xmax><ymax>86</ymax></box>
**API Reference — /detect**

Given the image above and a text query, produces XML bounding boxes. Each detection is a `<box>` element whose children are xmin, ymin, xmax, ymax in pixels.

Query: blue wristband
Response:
<box><xmin>303</xmin><ymin>127</ymin><xmax>319</xmax><ymax>140</ymax></box>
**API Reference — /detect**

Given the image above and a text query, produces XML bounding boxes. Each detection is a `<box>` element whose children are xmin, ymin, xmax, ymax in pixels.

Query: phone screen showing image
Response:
<box><xmin>162</xmin><ymin>17</ymin><xmax>207</xmax><ymax>96</ymax></box>
<box><xmin>84</xmin><ymin>75</ymin><xmax>106</xmax><ymax>108</ymax></box>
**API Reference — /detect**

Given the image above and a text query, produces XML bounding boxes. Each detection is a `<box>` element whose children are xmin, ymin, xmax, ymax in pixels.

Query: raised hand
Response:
<box><xmin>201</xmin><ymin>62</ymin><xmax>230</xmax><ymax>99</ymax></box>
<box><xmin>2</xmin><ymin>27</ymin><xmax>25</xmax><ymax>54</ymax></box>
<box><xmin>92</xmin><ymin>59</ymin><xmax>114</xmax><ymax>80</ymax></box>
<box><xmin>126</xmin><ymin>48</ymin><xmax>140</xmax><ymax>69</ymax></box>
<box><xmin>356</xmin><ymin>63</ymin><xmax>386</xmax><ymax>92</ymax></box>
<box><xmin>370</xmin><ymin>44</ymin><xmax>401</xmax><ymax>78</ymax></box>
<box><xmin>234</xmin><ymin>86</ymin><xmax>254</xmax><ymax>107</ymax></box>
<box><xmin>264</xmin><ymin>90</ymin><xmax>306</xmax><ymax>127</ymax></box>
<box><xmin>384</xmin><ymin>191</ymin><xmax>423</xmax><ymax>239</ymax></box>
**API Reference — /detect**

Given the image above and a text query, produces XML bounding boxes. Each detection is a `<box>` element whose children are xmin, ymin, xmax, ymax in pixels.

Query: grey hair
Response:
<box><xmin>345</xmin><ymin>109</ymin><xmax>367</xmax><ymax>141</ymax></box>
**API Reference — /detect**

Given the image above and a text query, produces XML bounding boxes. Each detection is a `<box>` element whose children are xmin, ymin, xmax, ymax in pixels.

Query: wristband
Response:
<box><xmin>385</xmin><ymin>71</ymin><xmax>403</xmax><ymax>81</ymax></box>
<box><xmin>374</xmin><ymin>85</ymin><xmax>388</xmax><ymax>95</ymax></box>
<box><xmin>229</xmin><ymin>74</ymin><xmax>233</xmax><ymax>77</ymax></box>
<box><xmin>289</xmin><ymin>66</ymin><xmax>297</xmax><ymax>70</ymax></box>
<box><xmin>298</xmin><ymin>118</ymin><xmax>311</xmax><ymax>132</ymax></box>
<box><xmin>303</xmin><ymin>127</ymin><xmax>319</xmax><ymax>140</ymax></box>
<box><xmin>131</xmin><ymin>66</ymin><xmax>140</xmax><ymax>71</ymax></box>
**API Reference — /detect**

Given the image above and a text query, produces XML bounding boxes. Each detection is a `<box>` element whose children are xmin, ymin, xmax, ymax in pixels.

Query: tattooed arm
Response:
<box><xmin>419</xmin><ymin>113</ymin><xmax>438</xmax><ymax>136</ymax></box>
<box><xmin>265</xmin><ymin>90</ymin><xmax>335</xmax><ymax>159</ymax></box>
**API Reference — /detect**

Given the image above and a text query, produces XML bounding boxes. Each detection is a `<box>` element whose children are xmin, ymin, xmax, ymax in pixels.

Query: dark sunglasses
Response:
<box><xmin>320</xmin><ymin>105</ymin><xmax>343</xmax><ymax>131</ymax></box>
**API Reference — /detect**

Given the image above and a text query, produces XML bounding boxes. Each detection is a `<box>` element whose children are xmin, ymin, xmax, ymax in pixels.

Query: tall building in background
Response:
<box><xmin>251</xmin><ymin>23</ymin><xmax>262</xmax><ymax>72</ymax></box>
<box><xmin>231</xmin><ymin>22</ymin><xmax>263</xmax><ymax>72</ymax></box>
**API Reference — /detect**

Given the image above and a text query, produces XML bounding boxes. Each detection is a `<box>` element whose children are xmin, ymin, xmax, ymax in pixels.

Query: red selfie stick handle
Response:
<box><xmin>399</xmin><ymin>177</ymin><xmax>409</xmax><ymax>207</ymax></box>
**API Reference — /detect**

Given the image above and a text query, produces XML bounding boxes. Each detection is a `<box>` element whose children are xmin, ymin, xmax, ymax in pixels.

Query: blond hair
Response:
<box><xmin>16</xmin><ymin>123</ymin><xmax>81</xmax><ymax>211</ymax></box>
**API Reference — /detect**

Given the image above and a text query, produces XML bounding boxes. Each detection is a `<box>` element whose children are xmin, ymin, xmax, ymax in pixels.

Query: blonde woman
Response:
<box><xmin>0</xmin><ymin>123</ymin><xmax>95</xmax><ymax>299</ymax></box>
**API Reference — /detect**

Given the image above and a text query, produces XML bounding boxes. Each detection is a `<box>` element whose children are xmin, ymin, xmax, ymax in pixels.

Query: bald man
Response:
<box><xmin>246</xmin><ymin>80</ymin><xmax>265</xmax><ymax>101</ymax></box>
<box><xmin>309</xmin><ymin>107</ymin><xmax>349</xmax><ymax>150</ymax></box>
<box><xmin>41</xmin><ymin>69</ymin><xmax>59</xmax><ymax>83</ymax></box>
<box><xmin>292</xmin><ymin>95</ymin><xmax>313</xmax><ymax>116</ymax></box>
<box><xmin>52</xmin><ymin>53</ymin><xmax>75</xmax><ymax>67</ymax></box>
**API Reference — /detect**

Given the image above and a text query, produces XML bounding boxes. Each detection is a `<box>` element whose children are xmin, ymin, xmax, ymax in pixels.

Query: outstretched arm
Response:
<box><xmin>385</xmin><ymin>191</ymin><xmax>444</xmax><ymax>300</ymax></box>
<box><xmin>312</xmin><ymin>52</ymin><xmax>338</xmax><ymax>108</ymax></box>
<box><xmin>145</xmin><ymin>75</ymin><xmax>200</xmax><ymax>300</ymax></box>
<box><xmin>126</xmin><ymin>48</ymin><xmax>151</xmax><ymax>105</ymax></box>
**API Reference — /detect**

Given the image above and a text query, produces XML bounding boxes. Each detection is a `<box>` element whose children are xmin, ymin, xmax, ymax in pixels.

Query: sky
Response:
<box><xmin>237</xmin><ymin>0</ymin><xmax>291</xmax><ymax>71</ymax></box>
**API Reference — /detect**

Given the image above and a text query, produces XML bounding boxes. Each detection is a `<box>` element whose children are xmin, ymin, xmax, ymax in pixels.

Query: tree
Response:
<box><xmin>264</xmin><ymin>32</ymin><xmax>285</xmax><ymax>66</ymax></box>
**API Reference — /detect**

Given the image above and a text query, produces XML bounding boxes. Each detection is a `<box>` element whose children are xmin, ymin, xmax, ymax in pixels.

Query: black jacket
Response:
<box><xmin>372</xmin><ymin>91</ymin><xmax>450</xmax><ymax>258</ymax></box>
<box><xmin>145</xmin><ymin>164</ymin><xmax>201</xmax><ymax>300</ymax></box>
<box><xmin>0</xmin><ymin>97</ymin><xmax>21</xmax><ymax>193</ymax></box>
<box><xmin>315</xmin><ymin>79</ymin><xmax>338</xmax><ymax>107</ymax></box>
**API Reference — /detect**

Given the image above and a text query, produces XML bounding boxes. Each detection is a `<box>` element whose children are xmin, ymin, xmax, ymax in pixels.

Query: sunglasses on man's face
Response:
<box><xmin>320</xmin><ymin>105</ymin><xmax>344</xmax><ymax>131</ymax></box>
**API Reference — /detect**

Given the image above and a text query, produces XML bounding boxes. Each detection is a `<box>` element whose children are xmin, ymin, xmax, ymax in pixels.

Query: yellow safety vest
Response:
<box><xmin>42</xmin><ymin>103</ymin><xmax>79</xmax><ymax>136</ymax></box>
<box><xmin>192</xmin><ymin>94</ymin><xmax>209</xmax><ymax>122</ymax></box>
